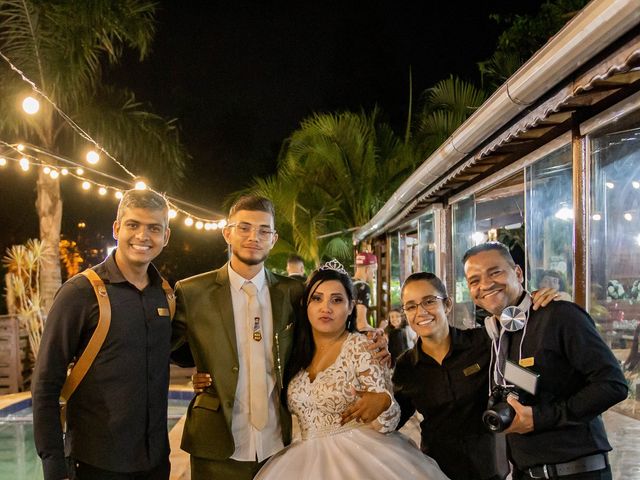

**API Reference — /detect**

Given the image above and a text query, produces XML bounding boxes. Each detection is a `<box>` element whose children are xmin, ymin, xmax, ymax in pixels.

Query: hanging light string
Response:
<box><xmin>0</xmin><ymin>50</ymin><xmax>137</xmax><ymax>179</ymax></box>
<box><xmin>0</xmin><ymin>49</ymin><xmax>227</xmax><ymax>231</ymax></box>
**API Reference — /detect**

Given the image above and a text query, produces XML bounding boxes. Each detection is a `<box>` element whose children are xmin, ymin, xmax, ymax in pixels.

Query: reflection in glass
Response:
<box><xmin>452</xmin><ymin>196</ymin><xmax>475</xmax><ymax>327</ymax></box>
<box><xmin>525</xmin><ymin>144</ymin><xmax>574</xmax><ymax>299</ymax></box>
<box><xmin>590</xmin><ymin>111</ymin><xmax>640</xmax><ymax>359</ymax></box>
<box><xmin>389</xmin><ymin>232</ymin><xmax>401</xmax><ymax>307</ymax></box>
<box><xmin>418</xmin><ymin>212</ymin><xmax>436</xmax><ymax>274</ymax></box>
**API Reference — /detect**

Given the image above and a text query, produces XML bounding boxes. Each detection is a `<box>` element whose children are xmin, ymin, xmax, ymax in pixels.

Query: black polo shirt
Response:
<box><xmin>393</xmin><ymin>326</ymin><xmax>506</xmax><ymax>480</ymax></box>
<box><xmin>33</xmin><ymin>252</ymin><xmax>172</xmax><ymax>480</ymax></box>
<box><xmin>504</xmin><ymin>301</ymin><xmax>628</xmax><ymax>470</ymax></box>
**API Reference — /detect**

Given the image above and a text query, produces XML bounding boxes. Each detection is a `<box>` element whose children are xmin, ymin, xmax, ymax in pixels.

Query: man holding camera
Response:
<box><xmin>463</xmin><ymin>242</ymin><xmax>627</xmax><ymax>480</ymax></box>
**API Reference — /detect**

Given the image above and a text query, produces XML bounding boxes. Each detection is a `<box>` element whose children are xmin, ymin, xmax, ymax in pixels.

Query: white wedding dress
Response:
<box><xmin>255</xmin><ymin>333</ymin><xmax>449</xmax><ymax>480</ymax></box>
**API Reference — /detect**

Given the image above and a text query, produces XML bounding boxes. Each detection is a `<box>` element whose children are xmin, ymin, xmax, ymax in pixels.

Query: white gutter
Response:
<box><xmin>355</xmin><ymin>0</ymin><xmax>640</xmax><ymax>242</ymax></box>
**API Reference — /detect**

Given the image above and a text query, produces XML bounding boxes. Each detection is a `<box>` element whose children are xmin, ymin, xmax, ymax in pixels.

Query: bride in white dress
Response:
<box><xmin>254</xmin><ymin>261</ymin><xmax>449</xmax><ymax>480</ymax></box>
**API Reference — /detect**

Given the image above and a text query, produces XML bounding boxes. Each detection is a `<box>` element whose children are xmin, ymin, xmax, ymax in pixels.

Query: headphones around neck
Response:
<box><xmin>484</xmin><ymin>292</ymin><xmax>532</xmax><ymax>341</ymax></box>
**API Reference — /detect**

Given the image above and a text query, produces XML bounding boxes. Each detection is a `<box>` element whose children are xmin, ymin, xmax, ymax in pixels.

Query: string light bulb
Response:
<box><xmin>115</xmin><ymin>190</ymin><xmax>123</xmax><ymax>200</ymax></box>
<box><xmin>61</xmin><ymin>168</ymin><xmax>69</xmax><ymax>175</ymax></box>
<box><xmin>184</xmin><ymin>217</ymin><xmax>194</xmax><ymax>227</ymax></box>
<box><xmin>49</xmin><ymin>169</ymin><xmax>59</xmax><ymax>179</ymax></box>
<box><xmin>0</xmin><ymin>157</ymin><xmax>6</xmax><ymax>167</ymax></box>
<box><xmin>81</xmin><ymin>181</ymin><xmax>91</xmax><ymax>190</ymax></box>
<box><xmin>22</xmin><ymin>96</ymin><xmax>40</xmax><ymax>114</ymax></box>
<box><xmin>86</xmin><ymin>150</ymin><xmax>100</xmax><ymax>165</ymax></box>
<box><xmin>98</xmin><ymin>187</ymin><xmax>107</xmax><ymax>196</ymax></box>
<box><xmin>43</xmin><ymin>166</ymin><xmax>51</xmax><ymax>174</ymax></box>
<box><xmin>17</xmin><ymin>144</ymin><xmax>25</xmax><ymax>151</ymax></box>
<box><xmin>217</xmin><ymin>219</ymin><xmax>227</xmax><ymax>228</ymax></box>
<box><xmin>19</xmin><ymin>157</ymin><xmax>29</xmax><ymax>171</ymax></box>
<box><xmin>195</xmin><ymin>221</ymin><xmax>204</xmax><ymax>230</ymax></box>
<box><xmin>134</xmin><ymin>180</ymin><xmax>147</xmax><ymax>190</ymax></box>
<box><xmin>76</xmin><ymin>167</ymin><xmax>84</xmax><ymax>176</ymax></box>
<box><xmin>168</xmin><ymin>209</ymin><xmax>177</xmax><ymax>219</ymax></box>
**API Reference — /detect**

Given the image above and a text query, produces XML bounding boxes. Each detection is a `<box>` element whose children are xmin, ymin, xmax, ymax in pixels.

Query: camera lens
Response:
<box><xmin>482</xmin><ymin>402</ymin><xmax>515</xmax><ymax>432</ymax></box>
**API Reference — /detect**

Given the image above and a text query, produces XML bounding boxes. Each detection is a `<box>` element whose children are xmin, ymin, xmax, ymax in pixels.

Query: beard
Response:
<box><xmin>234</xmin><ymin>249</ymin><xmax>269</xmax><ymax>266</ymax></box>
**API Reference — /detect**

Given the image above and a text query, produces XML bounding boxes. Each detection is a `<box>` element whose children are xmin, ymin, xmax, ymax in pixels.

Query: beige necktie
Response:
<box><xmin>241</xmin><ymin>281</ymin><xmax>268</xmax><ymax>430</ymax></box>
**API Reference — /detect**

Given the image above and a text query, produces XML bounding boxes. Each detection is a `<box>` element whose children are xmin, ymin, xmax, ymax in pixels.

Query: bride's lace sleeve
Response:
<box><xmin>350</xmin><ymin>335</ymin><xmax>400</xmax><ymax>433</ymax></box>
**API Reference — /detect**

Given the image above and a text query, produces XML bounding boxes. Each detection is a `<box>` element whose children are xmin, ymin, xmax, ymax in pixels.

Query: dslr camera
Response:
<box><xmin>482</xmin><ymin>385</ymin><xmax>518</xmax><ymax>432</ymax></box>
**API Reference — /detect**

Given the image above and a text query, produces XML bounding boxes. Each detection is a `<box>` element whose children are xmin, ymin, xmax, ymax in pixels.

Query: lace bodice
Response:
<box><xmin>288</xmin><ymin>333</ymin><xmax>400</xmax><ymax>439</ymax></box>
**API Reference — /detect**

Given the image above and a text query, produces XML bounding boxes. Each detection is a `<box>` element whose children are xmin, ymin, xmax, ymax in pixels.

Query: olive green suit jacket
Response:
<box><xmin>171</xmin><ymin>264</ymin><xmax>304</xmax><ymax>460</ymax></box>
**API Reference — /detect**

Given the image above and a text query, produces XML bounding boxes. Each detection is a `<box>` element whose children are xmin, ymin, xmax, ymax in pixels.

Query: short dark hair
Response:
<box><xmin>228</xmin><ymin>195</ymin><xmax>275</xmax><ymax>220</ymax></box>
<box><xmin>462</xmin><ymin>241</ymin><xmax>516</xmax><ymax>268</ymax></box>
<box><xmin>401</xmin><ymin>272</ymin><xmax>448</xmax><ymax>299</ymax></box>
<box><xmin>116</xmin><ymin>189</ymin><xmax>169</xmax><ymax>226</ymax></box>
<box><xmin>287</xmin><ymin>254</ymin><xmax>304</xmax><ymax>265</ymax></box>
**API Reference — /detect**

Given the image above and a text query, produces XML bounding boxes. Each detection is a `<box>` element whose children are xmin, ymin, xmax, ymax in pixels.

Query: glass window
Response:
<box><xmin>419</xmin><ymin>212</ymin><xmax>437</xmax><ymax>273</ymax></box>
<box><xmin>525</xmin><ymin>145</ymin><xmax>574</xmax><ymax>299</ymax></box>
<box><xmin>452</xmin><ymin>196</ymin><xmax>475</xmax><ymax>327</ymax></box>
<box><xmin>589</xmin><ymin>110</ymin><xmax>640</xmax><ymax>355</ymax></box>
<box><xmin>400</xmin><ymin>231</ymin><xmax>419</xmax><ymax>281</ymax></box>
<box><xmin>389</xmin><ymin>232</ymin><xmax>402</xmax><ymax>308</ymax></box>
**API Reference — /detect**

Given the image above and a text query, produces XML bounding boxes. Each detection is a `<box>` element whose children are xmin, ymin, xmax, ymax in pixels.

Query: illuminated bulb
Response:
<box><xmin>82</xmin><ymin>181</ymin><xmax>91</xmax><ymax>190</ymax></box>
<box><xmin>624</xmin><ymin>213</ymin><xmax>633</xmax><ymax>221</ymax></box>
<box><xmin>17</xmin><ymin>144</ymin><xmax>25</xmax><ymax>151</ymax></box>
<box><xmin>210</xmin><ymin>223</ymin><xmax>218</xmax><ymax>230</ymax></box>
<box><xmin>606</xmin><ymin>182</ymin><xmax>615</xmax><ymax>189</ymax></box>
<box><xmin>195</xmin><ymin>221</ymin><xmax>204</xmax><ymax>230</ymax></box>
<box><xmin>19</xmin><ymin>157</ymin><xmax>29</xmax><ymax>171</ymax></box>
<box><xmin>0</xmin><ymin>157</ymin><xmax>6</xmax><ymax>166</ymax></box>
<box><xmin>49</xmin><ymin>169</ymin><xmax>59</xmax><ymax>179</ymax></box>
<box><xmin>86</xmin><ymin>150</ymin><xmax>99</xmax><ymax>165</ymax></box>
<box><xmin>135</xmin><ymin>181</ymin><xmax>147</xmax><ymax>190</ymax></box>
<box><xmin>554</xmin><ymin>206</ymin><xmax>574</xmax><ymax>221</ymax></box>
<box><xmin>184</xmin><ymin>217</ymin><xmax>194</xmax><ymax>227</ymax></box>
<box><xmin>22</xmin><ymin>96</ymin><xmax>40</xmax><ymax>114</ymax></box>
<box><xmin>204</xmin><ymin>222</ymin><xmax>213</xmax><ymax>231</ymax></box>
<box><xmin>637</xmin><ymin>234</ymin><xmax>640</xmax><ymax>247</ymax></box>
<box><xmin>633</xmin><ymin>181</ymin><xmax>640</xmax><ymax>189</ymax></box>
<box><xmin>592</xmin><ymin>213</ymin><xmax>602</xmax><ymax>221</ymax></box>
<box><xmin>61</xmin><ymin>168</ymin><xmax>69</xmax><ymax>175</ymax></box>
<box><xmin>217</xmin><ymin>219</ymin><xmax>227</xmax><ymax>228</ymax></box>
<box><xmin>76</xmin><ymin>167</ymin><xmax>84</xmax><ymax>176</ymax></box>
<box><xmin>115</xmin><ymin>191</ymin><xmax>123</xmax><ymax>200</ymax></box>
<box><xmin>43</xmin><ymin>166</ymin><xmax>51</xmax><ymax>174</ymax></box>
<box><xmin>168</xmin><ymin>209</ymin><xmax>178</xmax><ymax>219</ymax></box>
<box><xmin>98</xmin><ymin>187</ymin><xmax>107</xmax><ymax>196</ymax></box>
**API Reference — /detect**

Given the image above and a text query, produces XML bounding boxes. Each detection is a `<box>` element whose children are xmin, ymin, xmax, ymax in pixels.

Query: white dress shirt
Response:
<box><xmin>227</xmin><ymin>265</ymin><xmax>284</xmax><ymax>462</ymax></box>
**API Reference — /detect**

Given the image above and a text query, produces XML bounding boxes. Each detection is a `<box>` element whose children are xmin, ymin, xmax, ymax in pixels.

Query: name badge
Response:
<box><xmin>463</xmin><ymin>363</ymin><xmax>481</xmax><ymax>376</ymax></box>
<box><xmin>519</xmin><ymin>357</ymin><xmax>535</xmax><ymax>367</ymax></box>
<box><xmin>157</xmin><ymin>307</ymin><xmax>170</xmax><ymax>316</ymax></box>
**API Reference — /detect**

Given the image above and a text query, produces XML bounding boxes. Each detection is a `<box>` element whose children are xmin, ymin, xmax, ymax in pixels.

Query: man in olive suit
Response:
<box><xmin>171</xmin><ymin>195</ymin><xmax>303</xmax><ymax>480</ymax></box>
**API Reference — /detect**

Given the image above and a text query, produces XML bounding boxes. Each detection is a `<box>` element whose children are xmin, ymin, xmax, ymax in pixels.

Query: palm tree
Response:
<box><xmin>0</xmin><ymin>1</ymin><xmax>189</xmax><ymax>311</ymax></box>
<box><xmin>239</xmin><ymin>108</ymin><xmax>419</xmax><ymax>267</ymax></box>
<box><xmin>415</xmin><ymin>76</ymin><xmax>487</xmax><ymax>155</ymax></box>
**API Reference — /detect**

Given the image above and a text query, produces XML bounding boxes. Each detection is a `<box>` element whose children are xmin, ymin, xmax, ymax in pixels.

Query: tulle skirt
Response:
<box><xmin>255</xmin><ymin>424</ymin><xmax>450</xmax><ymax>480</ymax></box>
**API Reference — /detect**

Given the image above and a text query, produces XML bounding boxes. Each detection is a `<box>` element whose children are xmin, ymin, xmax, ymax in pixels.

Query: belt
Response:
<box><xmin>524</xmin><ymin>453</ymin><xmax>608</xmax><ymax>479</ymax></box>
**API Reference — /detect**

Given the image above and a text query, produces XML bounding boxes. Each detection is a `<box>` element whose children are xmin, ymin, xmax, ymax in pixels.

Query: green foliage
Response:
<box><xmin>480</xmin><ymin>0</ymin><xmax>588</xmax><ymax>91</ymax></box>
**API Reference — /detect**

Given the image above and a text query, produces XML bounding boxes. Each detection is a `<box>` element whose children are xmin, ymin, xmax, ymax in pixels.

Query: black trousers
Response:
<box><xmin>68</xmin><ymin>457</ymin><xmax>170</xmax><ymax>480</ymax></box>
<box><xmin>513</xmin><ymin>465</ymin><xmax>612</xmax><ymax>480</ymax></box>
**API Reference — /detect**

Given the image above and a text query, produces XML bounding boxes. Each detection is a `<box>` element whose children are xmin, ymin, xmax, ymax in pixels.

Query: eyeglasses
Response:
<box><xmin>401</xmin><ymin>296</ymin><xmax>446</xmax><ymax>314</ymax></box>
<box><xmin>227</xmin><ymin>222</ymin><xmax>276</xmax><ymax>239</ymax></box>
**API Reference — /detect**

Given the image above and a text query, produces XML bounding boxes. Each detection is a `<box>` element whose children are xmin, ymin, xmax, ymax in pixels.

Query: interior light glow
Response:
<box><xmin>471</xmin><ymin>231</ymin><xmax>486</xmax><ymax>245</ymax></box>
<box><xmin>554</xmin><ymin>206</ymin><xmax>574</xmax><ymax>221</ymax></box>
<box><xmin>592</xmin><ymin>213</ymin><xmax>602</xmax><ymax>221</ymax></box>
<box><xmin>606</xmin><ymin>182</ymin><xmax>615</xmax><ymax>189</ymax></box>
<box><xmin>624</xmin><ymin>213</ymin><xmax>633</xmax><ymax>222</ymax></box>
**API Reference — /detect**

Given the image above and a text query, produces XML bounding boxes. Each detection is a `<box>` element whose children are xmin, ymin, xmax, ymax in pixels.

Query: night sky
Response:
<box><xmin>0</xmin><ymin>0</ymin><xmax>545</xmax><ymax>282</ymax></box>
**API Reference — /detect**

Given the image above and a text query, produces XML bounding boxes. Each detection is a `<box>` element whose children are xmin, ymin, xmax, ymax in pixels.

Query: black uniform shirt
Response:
<box><xmin>393</xmin><ymin>327</ymin><xmax>506</xmax><ymax>480</ymax></box>
<box><xmin>32</xmin><ymin>252</ymin><xmax>172</xmax><ymax>480</ymax></box>
<box><xmin>504</xmin><ymin>301</ymin><xmax>628</xmax><ymax>470</ymax></box>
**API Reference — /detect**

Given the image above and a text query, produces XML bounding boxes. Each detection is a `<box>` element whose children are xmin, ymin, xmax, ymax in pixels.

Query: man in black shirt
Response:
<box><xmin>32</xmin><ymin>189</ymin><xmax>173</xmax><ymax>480</ymax></box>
<box><xmin>463</xmin><ymin>242</ymin><xmax>628</xmax><ymax>480</ymax></box>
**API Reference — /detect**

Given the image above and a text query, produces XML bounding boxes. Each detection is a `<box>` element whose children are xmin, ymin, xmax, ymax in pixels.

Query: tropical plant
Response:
<box><xmin>59</xmin><ymin>239</ymin><xmax>83</xmax><ymax>280</ymax></box>
<box><xmin>237</xmin><ymin>108</ymin><xmax>420</xmax><ymax>268</ymax></box>
<box><xmin>415</xmin><ymin>76</ymin><xmax>487</xmax><ymax>154</ymax></box>
<box><xmin>3</xmin><ymin>238</ymin><xmax>48</xmax><ymax>360</ymax></box>
<box><xmin>0</xmin><ymin>0</ymin><xmax>189</xmax><ymax>311</ymax></box>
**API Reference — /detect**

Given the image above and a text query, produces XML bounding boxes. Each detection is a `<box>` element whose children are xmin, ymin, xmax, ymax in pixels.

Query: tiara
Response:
<box><xmin>319</xmin><ymin>259</ymin><xmax>348</xmax><ymax>276</ymax></box>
